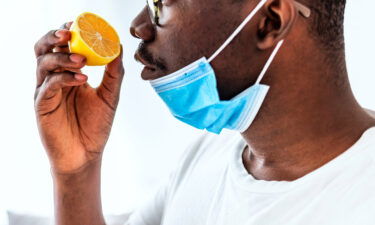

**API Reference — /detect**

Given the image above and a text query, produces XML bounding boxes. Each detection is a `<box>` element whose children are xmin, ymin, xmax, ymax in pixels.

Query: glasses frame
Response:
<box><xmin>294</xmin><ymin>1</ymin><xmax>311</xmax><ymax>18</ymax></box>
<box><xmin>147</xmin><ymin>0</ymin><xmax>162</xmax><ymax>25</ymax></box>
<box><xmin>146</xmin><ymin>0</ymin><xmax>311</xmax><ymax>26</ymax></box>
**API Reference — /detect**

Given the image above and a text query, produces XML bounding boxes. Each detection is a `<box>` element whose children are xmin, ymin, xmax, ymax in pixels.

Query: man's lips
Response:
<box><xmin>134</xmin><ymin>52</ymin><xmax>156</xmax><ymax>71</ymax></box>
<box><xmin>134</xmin><ymin>52</ymin><xmax>161</xmax><ymax>80</ymax></box>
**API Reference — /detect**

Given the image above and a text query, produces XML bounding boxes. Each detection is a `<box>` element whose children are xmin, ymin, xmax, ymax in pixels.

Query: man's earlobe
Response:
<box><xmin>256</xmin><ymin>0</ymin><xmax>296</xmax><ymax>50</ymax></box>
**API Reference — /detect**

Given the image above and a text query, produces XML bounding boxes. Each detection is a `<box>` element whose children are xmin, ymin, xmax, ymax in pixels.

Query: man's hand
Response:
<box><xmin>34</xmin><ymin>22</ymin><xmax>124</xmax><ymax>174</ymax></box>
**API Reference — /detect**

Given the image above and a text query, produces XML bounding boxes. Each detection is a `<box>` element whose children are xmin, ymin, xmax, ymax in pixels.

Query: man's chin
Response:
<box><xmin>141</xmin><ymin>66</ymin><xmax>161</xmax><ymax>81</ymax></box>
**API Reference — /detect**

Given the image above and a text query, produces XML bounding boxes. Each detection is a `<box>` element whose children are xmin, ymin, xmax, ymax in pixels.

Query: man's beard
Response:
<box><xmin>136</xmin><ymin>41</ymin><xmax>167</xmax><ymax>72</ymax></box>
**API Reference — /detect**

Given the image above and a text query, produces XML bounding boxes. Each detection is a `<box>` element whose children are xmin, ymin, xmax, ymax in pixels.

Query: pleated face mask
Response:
<box><xmin>150</xmin><ymin>0</ymin><xmax>284</xmax><ymax>134</ymax></box>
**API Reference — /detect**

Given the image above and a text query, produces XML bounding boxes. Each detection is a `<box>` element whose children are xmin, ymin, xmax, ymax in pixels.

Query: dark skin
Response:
<box><xmin>34</xmin><ymin>0</ymin><xmax>375</xmax><ymax>224</ymax></box>
<box><xmin>135</xmin><ymin>0</ymin><xmax>375</xmax><ymax>181</ymax></box>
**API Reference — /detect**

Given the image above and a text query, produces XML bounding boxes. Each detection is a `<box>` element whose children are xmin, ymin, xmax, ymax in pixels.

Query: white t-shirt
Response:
<box><xmin>127</xmin><ymin>127</ymin><xmax>375</xmax><ymax>225</ymax></box>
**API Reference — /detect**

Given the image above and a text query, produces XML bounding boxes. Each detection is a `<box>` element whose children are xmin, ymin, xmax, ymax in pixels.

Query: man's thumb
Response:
<box><xmin>97</xmin><ymin>46</ymin><xmax>125</xmax><ymax>110</ymax></box>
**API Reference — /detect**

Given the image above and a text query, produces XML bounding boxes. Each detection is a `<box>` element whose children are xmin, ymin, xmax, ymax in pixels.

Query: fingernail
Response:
<box><xmin>66</xmin><ymin>21</ymin><xmax>73</xmax><ymax>27</ymax></box>
<box><xmin>55</xmin><ymin>30</ymin><xmax>65</xmax><ymax>38</ymax></box>
<box><xmin>75</xmin><ymin>74</ymin><xmax>87</xmax><ymax>81</ymax></box>
<box><xmin>70</xmin><ymin>54</ymin><xmax>85</xmax><ymax>63</ymax></box>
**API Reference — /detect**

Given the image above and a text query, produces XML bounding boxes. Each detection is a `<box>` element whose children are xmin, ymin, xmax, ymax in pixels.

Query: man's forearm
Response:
<box><xmin>52</xmin><ymin>158</ymin><xmax>106</xmax><ymax>225</ymax></box>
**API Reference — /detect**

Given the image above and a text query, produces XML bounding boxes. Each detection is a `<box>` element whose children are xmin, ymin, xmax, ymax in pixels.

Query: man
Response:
<box><xmin>33</xmin><ymin>0</ymin><xmax>375</xmax><ymax>224</ymax></box>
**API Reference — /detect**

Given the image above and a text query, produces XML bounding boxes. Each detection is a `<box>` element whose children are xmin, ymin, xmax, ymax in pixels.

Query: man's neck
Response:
<box><xmin>240</xmin><ymin>71</ymin><xmax>375</xmax><ymax>182</ymax></box>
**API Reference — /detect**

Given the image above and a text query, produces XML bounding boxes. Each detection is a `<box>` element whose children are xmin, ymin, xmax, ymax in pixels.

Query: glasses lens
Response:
<box><xmin>147</xmin><ymin>0</ymin><xmax>156</xmax><ymax>21</ymax></box>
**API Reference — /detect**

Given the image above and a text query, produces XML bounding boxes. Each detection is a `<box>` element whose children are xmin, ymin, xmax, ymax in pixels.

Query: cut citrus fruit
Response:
<box><xmin>69</xmin><ymin>12</ymin><xmax>121</xmax><ymax>66</ymax></box>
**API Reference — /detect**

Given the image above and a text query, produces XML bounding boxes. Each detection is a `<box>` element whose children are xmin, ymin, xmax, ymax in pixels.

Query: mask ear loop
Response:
<box><xmin>207</xmin><ymin>0</ymin><xmax>268</xmax><ymax>63</ymax></box>
<box><xmin>255</xmin><ymin>40</ymin><xmax>284</xmax><ymax>84</ymax></box>
<box><xmin>207</xmin><ymin>0</ymin><xmax>284</xmax><ymax>85</ymax></box>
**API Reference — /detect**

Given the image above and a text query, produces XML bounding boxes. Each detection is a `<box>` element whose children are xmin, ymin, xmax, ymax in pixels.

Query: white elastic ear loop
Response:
<box><xmin>255</xmin><ymin>40</ymin><xmax>284</xmax><ymax>84</ymax></box>
<box><xmin>207</xmin><ymin>0</ymin><xmax>268</xmax><ymax>63</ymax></box>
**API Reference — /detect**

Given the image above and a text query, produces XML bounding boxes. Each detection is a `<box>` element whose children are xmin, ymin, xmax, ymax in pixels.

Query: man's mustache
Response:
<box><xmin>136</xmin><ymin>42</ymin><xmax>167</xmax><ymax>71</ymax></box>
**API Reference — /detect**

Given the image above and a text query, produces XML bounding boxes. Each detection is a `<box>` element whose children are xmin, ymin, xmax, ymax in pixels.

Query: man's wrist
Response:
<box><xmin>51</xmin><ymin>156</ymin><xmax>103</xmax><ymax>186</ymax></box>
<box><xmin>51</xmin><ymin>156</ymin><xmax>105</xmax><ymax>225</ymax></box>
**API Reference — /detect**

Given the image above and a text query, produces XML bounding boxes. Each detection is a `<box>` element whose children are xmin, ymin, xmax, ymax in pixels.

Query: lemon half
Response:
<box><xmin>69</xmin><ymin>12</ymin><xmax>121</xmax><ymax>66</ymax></box>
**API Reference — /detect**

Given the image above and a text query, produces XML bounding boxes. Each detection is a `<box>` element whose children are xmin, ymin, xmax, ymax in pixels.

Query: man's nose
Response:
<box><xmin>130</xmin><ymin>6</ymin><xmax>156</xmax><ymax>42</ymax></box>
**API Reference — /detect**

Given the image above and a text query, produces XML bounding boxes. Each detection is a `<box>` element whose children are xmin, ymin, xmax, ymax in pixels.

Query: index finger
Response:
<box><xmin>34</xmin><ymin>29</ymin><xmax>71</xmax><ymax>57</ymax></box>
<box><xmin>54</xmin><ymin>22</ymin><xmax>74</xmax><ymax>53</ymax></box>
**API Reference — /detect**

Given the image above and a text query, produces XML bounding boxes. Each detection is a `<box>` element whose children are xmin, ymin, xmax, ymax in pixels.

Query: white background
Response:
<box><xmin>0</xmin><ymin>0</ymin><xmax>374</xmax><ymax>223</ymax></box>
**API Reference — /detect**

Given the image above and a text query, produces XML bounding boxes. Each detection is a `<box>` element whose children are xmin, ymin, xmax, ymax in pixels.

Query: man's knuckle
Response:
<box><xmin>34</xmin><ymin>88</ymin><xmax>40</xmax><ymax>102</ymax></box>
<box><xmin>50</xmin><ymin>53</ymin><xmax>67</xmax><ymax>67</ymax></box>
<box><xmin>36</xmin><ymin>55</ymin><xmax>44</xmax><ymax>66</ymax></box>
<box><xmin>46</xmin><ymin>30</ymin><xmax>58</xmax><ymax>44</ymax></box>
<box><xmin>34</xmin><ymin>42</ymin><xmax>40</xmax><ymax>54</ymax></box>
<box><xmin>44</xmin><ymin>75</ymin><xmax>53</xmax><ymax>84</ymax></box>
<box><xmin>52</xmin><ymin>73</ymin><xmax>68</xmax><ymax>85</ymax></box>
<box><xmin>62</xmin><ymin>73</ymin><xmax>74</xmax><ymax>83</ymax></box>
<box><xmin>48</xmin><ymin>30</ymin><xmax>57</xmax><ymax>38</ymax></box>
<box><xmin>56</xmin><ymin>53</ymin><xmax>68</xmax><ymax>62</ymax></box>
<box><xmin>36</xmin><ymin>67</ymin><xmax>43</xmax><ymax>81</ymax></box>
<box><xmin>38</xmin><ymin>55</ymin><xmax>54</xmax><ymax>73</ymax></box>
<box><xmin>36</xmin><ymin>65</ymin><xmax>48</xmax><ymax>80</ymax></box>
<box><xmin>46</xmin><ymin>79</ymin><xmax>57</xmax><ymax>91</ymax></box>
<box><xmin>56</xmin><ymin>74</ymin><xmax>65</xmax><ymax>82</ymax></box>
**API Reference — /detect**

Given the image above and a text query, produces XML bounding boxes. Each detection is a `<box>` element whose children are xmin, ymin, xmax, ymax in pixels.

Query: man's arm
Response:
<box><xmin>34</xmin><ymin>22</ymin><xmax>124</xmax><ymax>225</ymax></box>
<box><xmin>53</xmin><ymin>158</ymin><xmax>105</xmax><ymax>225</ymax></box>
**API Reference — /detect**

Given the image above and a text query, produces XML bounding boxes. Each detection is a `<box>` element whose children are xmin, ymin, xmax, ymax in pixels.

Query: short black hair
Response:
<box><xmin>308</xmin><ymin>0</ymin><xmax>346</xmax><ymax>51</ymax></box>
<box><xmin>231</xmin><ymin>0</ymin><xmax>347</xmax><ymax>51</ymax></box>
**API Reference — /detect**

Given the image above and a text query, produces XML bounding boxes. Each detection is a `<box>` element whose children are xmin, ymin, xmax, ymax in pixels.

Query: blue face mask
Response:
<box><xmin>150</xmin><ymin>0</ymin><xmax>284</xmax><ymax>134</ymax></box>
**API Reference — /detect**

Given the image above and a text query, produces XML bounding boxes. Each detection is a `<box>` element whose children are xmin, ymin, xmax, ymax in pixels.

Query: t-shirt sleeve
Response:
<box><xmin>124</xmin><ymin>132</ymin><xmax>209</xmax><ymax>225</ymax></box>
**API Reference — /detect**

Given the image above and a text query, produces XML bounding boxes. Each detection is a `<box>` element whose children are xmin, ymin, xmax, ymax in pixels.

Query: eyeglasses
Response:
<box><xmin>294</xmin><ymin>1</ymin><xmax>311</xmax><ymax>18</ymax></box>
<box><xmin>146</xmin><ymin>0</ymin><xmax>311</xmax><ymax>26</ymax></box>
<box><xmin>147</xmin><ymin>0</ymin><xmax>162</xmax><ymax>25</ymax></box>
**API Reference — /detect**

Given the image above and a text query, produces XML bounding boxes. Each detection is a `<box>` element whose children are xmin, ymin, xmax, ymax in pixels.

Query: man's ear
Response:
<box><xmin>257</xmin><ymin>0</ymin><xmax>297</xmax><ymax>50</ymax></box>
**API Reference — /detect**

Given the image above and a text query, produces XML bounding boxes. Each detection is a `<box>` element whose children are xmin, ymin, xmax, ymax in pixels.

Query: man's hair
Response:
<box><xmin>309</xmin><ymin>0</ymin><xmax>346</xmax><ymax>51</ymax></box>
<box><xmin>230</xmin><ymin>0</ymin><xmax>347</xmax><ymax>51</ymax></box>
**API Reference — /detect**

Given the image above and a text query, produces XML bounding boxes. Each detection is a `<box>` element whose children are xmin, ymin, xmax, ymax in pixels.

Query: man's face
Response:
<box><xmin>131</xmin><ymin>0</ymin><xmax>263</xmax><ymax>100</ymax></box>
